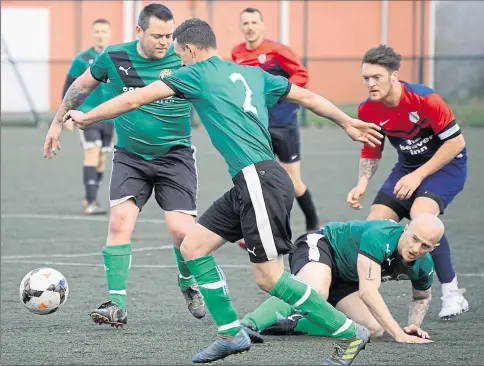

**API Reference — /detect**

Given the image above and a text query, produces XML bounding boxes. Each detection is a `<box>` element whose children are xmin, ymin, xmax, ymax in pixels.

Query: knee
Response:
<box><xmin>83</xmin><ymin>147</ymin><xmax>101</xmax><ymax>166</ymax></box>
<box><xmin>168</xmin><ymin>222</ymin><xmax>195</xmax><ymax>247</ymax></box>
<box><xmin>254</xmin><ymin>266</ymin><xmax>282</xmax><ymax>293</ymax></box>
<box><xmin>97</xmin><ymin>153</ymin><xmax>107</xmax><ymax>171</ymax></box>
<box><xmin>255</xmin><ymin>274</ymin><xmax>276</xmax><ymax>293</ymax></box>
<box><xmin>108</xmin><ymin>210</ymin><xmax>135</xmax><ymax>238</ymax></box>
<box><xmin>180</xmin><ymin>235</ymin><xmax>205</xmax><ymax>260</ymax></box>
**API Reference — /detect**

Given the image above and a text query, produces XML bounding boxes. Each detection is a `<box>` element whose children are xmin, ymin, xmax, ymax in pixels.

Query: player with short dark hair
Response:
<box><xmin>63</xmin><ymin>18</ymin><xmax>114</xmax><ymax>215</ymax></box>
<box><xmin>347</xmin><ymin>45</ymin><xmax>468</xmax><ymax>320</ymax></box>
<box><xmin>61</xmin><ymin>18</ymin><xmax>383</xmax><ymax>365</ymax></box>
<box><xmin>232</xmin><ymin>8</ymin><xmax>320</xmax><ymax>235</ymax></box>
<box><xmin>240</xmin><ymin>215</ymin><xmax>439</xmax><ymax>346</ymax></box>
<box><xmin>43</xmin><ymin>3</ymin><xmax>207</xmax><ymax>327</ymax></box>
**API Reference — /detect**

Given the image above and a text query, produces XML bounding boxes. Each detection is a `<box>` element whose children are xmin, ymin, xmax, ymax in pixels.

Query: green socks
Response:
<box><xmin>270</xmin><ymin>272</ymin><xmax>355</xmax><ymax>339</ymax></box>
<box><xmin>185</xmin><ymin>255</ymin><xmax>240</xmax><ymax>336</ymax></box>
<box><xmin>241</xmin><ymin>296</ymin><xmax>295</xmax><ymax>330</ymax></box>
<box><xmin>295</xmin><ymin>317</ymin><xmax>333</xmax><ymax>336</ymax></box>
<box><xmin>102</xmin><ymin>243</ymin><xmax>132</xmax><ymax>311</ymax></box>
<box><xmin>173</xmin><ymin>246</ymin><xmax>195</xmax><ymax>291</ymax></box>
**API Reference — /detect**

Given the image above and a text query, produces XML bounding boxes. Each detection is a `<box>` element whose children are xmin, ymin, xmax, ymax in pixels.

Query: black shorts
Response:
<box><xmin>109</xmin><ymin>146</ymin><xmax>198</xmax><ymax>214</ymax></box>
<box><xmin>198</xmin><ymin>160</ymin><xmax>295</xmax><ymax>263</ymax></box>
<box><xmin>269</xmin><ymin>123</ymin><xmax>301</xmax><ymax>163</ymax></box>
<box><xmin>79</xmin><ymin>122</ymin><xmax>115</xmax><ymax>152</ymax></box>
<box><xmin>289</xmin><ymin>231</ymin><xmax>359</xmax><ymax>307</ymax></box>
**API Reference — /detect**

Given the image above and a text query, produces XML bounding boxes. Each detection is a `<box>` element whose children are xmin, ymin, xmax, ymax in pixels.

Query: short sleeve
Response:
<box><xmin>411</xmin><ymin>256</ymin><xmax>434</xmax><ymax>291</ymax></box>
<box><xmin>90</xmin><ymin>49</ymin><xmax>110</xmax><ymax>83</ymax></box>
<box><xmin>262</xmin><ymin>70</ymin><xmax>291</xmax><ymax>107</ymax></box>
<box><xmin>359</xmin><ymin>227</ymin><xmax>388</xmax><ymax>264</ymax></box>
<box><xmin>162</xmin><ymin>66</ymin><xmax>202</xmax><ymax>100</ymax></box>
<box><xmin>67</xmin><ymin>57</ymin><xmax>87</xmax><ymax>79</ymax></box>
<box><xmin>359</xmin><ymin>103</ymin><xmax>384</xmax><ymax>159</ymax></box>
<box><xmin>424</xmin><ymin>93</ymin><xmax>460</xmax><ymax>141</ymax></box>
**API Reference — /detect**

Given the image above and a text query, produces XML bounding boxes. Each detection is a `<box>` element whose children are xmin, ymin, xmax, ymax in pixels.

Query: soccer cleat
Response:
<box><xmin>241</xmin><ymin>323</ymin><xmax>264</xmax><ymax>344</ymax></box>
<box><xmin>238</xmin><ymin>240</ymin><xmax>247</xmax><ymax>250</ymax></box>
<box><xmin>192</xmin><ymin>328</ymin><xmax>251</xmax><ymax>363</ymax></box>
<box><xmin>438</xmin><ymin>288</ymin><xmax>469</xmax><ymax>320</ymax></box>
<box><xmin>323</xmin><ymin>323</ymin><xmax>370</xmax><ymax>365</ymax></box>
<box><xmin>260</xmin><ymin>313</ymin><xmax>305</xmax><ymax>336</ymax></box>
<box><xmin>84</xmin><ymin>202</ymin><xmax>107</xmax><ymax>215</ymax></box>
<box><xmin>181</xmin><ymin>282</ymin><xmax>207</xmax><ymax>319</ymax></box>
<box><xmin>90</xmin><ymin>301</ymin><xmax>127</xmax><ymax>328</ymax></box>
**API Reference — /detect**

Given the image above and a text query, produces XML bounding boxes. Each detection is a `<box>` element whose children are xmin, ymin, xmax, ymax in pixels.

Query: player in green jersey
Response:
<box><xmin>62</xmin><ymin>18</ymin><xmax>114</xmax><ymax>215</ymax></box>
<box><xmin>240</xmin><ymin>214</ymin><xmax>439</xmax><ymax>348</ymax></box>
<box><xmin>60</xmin><ymin>19</ymin><xmax>383</xmax><ymax>365</ymax></box>
<box><xmin>43</xmin><ymin>4</ymin><xmax>206</xmax><ymax>326</ymax></box>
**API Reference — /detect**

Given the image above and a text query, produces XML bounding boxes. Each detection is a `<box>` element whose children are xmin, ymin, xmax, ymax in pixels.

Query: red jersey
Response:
<box><xmin>231</xmin><ymin>39</ymin><xmax>308</xmax><ymax>126</ymax></box>
<box><xmin>359</xmin><ymin>81</ymin><xmax>465</xmax><ymax>168</ymax></box>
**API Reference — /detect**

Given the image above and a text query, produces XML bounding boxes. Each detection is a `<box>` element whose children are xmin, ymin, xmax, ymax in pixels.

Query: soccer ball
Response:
<box><xmin>19</xmin><ymin>267</ymin><xmax>69</xmax><ymax>315</ymax></box>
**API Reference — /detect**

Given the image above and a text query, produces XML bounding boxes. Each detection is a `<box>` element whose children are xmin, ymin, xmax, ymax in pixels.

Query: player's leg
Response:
<box><xmin>90</xmin><ymin>148</ymin><xmax>153</xmax><ymax>327</ymax></box>
<box><xmin>410</xmin><ymin>161</ymin><xmax>468</xmax><ymax>319</ymax></box>
<box><xmin>242</xmin><ymin>231</ymin><xmax>333</xmax><ymax>335</ymax></box>
<box><xmin>79</xmin><ymin>126</ymin><xmax>106</xmax><ymax>215</ymax></box>
<box><xmin>152</xmin><ymin>146</ymin><xmax>206</xmax><ymax>319</ymax></box>
<box><xmin>272</xmin><ymin>124</ymin><xmax>320</xmax><ymax>231</ymax></box>
<box><xmin>367</xmin><ymin>164</ymin><xmax>411</xmax><ymax>221</ymax></box>
<box><xmin>240</xmin><ymin>161</ymin><xmax>369</xmax><ymax>365</ymax></box>
<box><xmin>181</xmin><ymin>189</ymin><xmax>251</xmax><ymax>363</ymax></box>
<box><xmin>95</xmin><ymin>122</ymin><xmax>115</xmax><ymax>206</ymax></box>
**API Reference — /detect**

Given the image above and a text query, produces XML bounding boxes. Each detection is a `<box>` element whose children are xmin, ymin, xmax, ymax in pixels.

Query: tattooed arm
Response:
<box><xmin>407</xmin><ymin>288</ymin><xmax>432</xmax><ymax>327</ymax></box>
<box><xmin>52</xmin><ymin>69</ymin><xmax>100</xmax><ymax>126</ymax></box>
<box><xmin>43</xmin><ymin>69</ymin><xmax>100</xmax><ymax>159</ymax></box>
<box><xmin>347</xmin><ymin>158</ymin><xmax>380</xmax><ymax>210</ymax></box>
<box><xmin>358</xmin><ymin>158</ymin><xmax>380</xmax><ymax>188</ymax></box>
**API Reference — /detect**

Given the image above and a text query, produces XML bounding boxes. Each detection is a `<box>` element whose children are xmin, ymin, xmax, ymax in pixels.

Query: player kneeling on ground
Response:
<box><xmin>241</xmin><ymin>215</ymin><xmax>438</xmax><ymax>347</ymax></box>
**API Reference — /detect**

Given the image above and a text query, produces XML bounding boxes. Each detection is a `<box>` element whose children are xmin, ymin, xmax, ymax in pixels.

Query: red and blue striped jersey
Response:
<box><xmin>359</xmin><ymin>81</ymin><xmax>465</xmax><ymax>168</ymax></box>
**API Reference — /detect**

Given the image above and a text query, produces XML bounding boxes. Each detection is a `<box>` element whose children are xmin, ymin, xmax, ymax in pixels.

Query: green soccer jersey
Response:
<box><xmin>67</xmin><ymin>47</ymin><xmax>114</xmax><ymax>121</ymax></box>
<box><xmin>163</xmin><ymin>56</ymin><xmax>290</xmax><ymax>177</ymax></box>
<box><xmin>323</xmin><ymin>220</ymin><xmax>434</xmax><ymax>290</ymax></box>
<box><xmin>90</xmin><ymin>41</ymin><xmax>192</xmax><ymax>160</ymax></box>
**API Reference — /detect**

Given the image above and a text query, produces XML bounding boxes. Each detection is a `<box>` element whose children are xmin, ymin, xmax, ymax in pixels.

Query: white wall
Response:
<box><xmin>1</xmin><ymin>8</ymin><xmax>50</xmax><ymax>113</ymax></box>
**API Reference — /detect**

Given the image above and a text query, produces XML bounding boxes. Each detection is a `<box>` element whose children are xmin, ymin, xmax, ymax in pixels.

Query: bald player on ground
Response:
<box><xmin>241</xmin><ymin>214</ymin><xmax>441</xmax><ymax>348</ymax></box>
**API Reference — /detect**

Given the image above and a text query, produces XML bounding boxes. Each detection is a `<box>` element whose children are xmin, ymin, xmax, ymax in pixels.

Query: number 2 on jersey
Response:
<box><xmin>229</xmin><ymin>73</ymin><xmax>258</xmax><ymax>115</ymax></box>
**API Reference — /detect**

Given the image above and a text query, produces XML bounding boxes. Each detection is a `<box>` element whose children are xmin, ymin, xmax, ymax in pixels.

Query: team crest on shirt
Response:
<box><xmin>258</xmin><ymin>53</ymin><xmax>267</xmax><ymax>64</ymax></box>
<box><xmin>408</xmin><ymin>111</ymin><xmax>420</xmax><ymax>123</ymax></box>
<box><xmin>89</xmin><ymin>59</ymin><xmax>94</xmax><ymax>64</ymax></box>
<box><xmin>159</xmin><ymin>69</ymin><xmax>172</xmax><ymax>80</ymax></box>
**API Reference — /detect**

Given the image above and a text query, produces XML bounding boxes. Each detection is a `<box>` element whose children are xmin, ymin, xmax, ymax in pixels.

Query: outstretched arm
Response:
<box><xmin>285</xmin><ymin>85</ymin><xmax>383</xmax><ymax>147</ymax></box>
<box><xmin>64</xmin><ymin>81</ymin><xmax>176</xmax><ymax>127</ymax></box>
<box><xmin>285</xmin><ymin>85</ymin><xmax>353</xmax><ymax>129</ymax></box>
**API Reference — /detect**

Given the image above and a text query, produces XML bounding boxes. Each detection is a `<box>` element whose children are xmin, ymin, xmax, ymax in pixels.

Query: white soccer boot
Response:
<box><xmin>438</xmin><ymin>288</ymin><xmax>469</xmax><ymax>320</ymax></box>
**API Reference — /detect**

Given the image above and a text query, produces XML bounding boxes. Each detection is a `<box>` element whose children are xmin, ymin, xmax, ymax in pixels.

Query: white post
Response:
<box><xmin>380</xmin><ymin>0</ymin><xmax>389</xmax><ymax>45</ymax></box>
<box><xmin>123</xmin><ymin>0</ymin><xmax>134</xmax><ymax>42</ymax></box>
<box><xmin>428</xmin><ymin>0</ymin><xmax>438</xmax><ymax>89</ymax></box>
<box><xmin>279</xmin><ymin>0</ymin><xmax>290</xmax><ymax>45</ymax></box>
<box><xmin>134</xmin><ymin>0</ymin><xmax>142</xmax><ymax>27</ymax></box>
